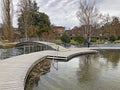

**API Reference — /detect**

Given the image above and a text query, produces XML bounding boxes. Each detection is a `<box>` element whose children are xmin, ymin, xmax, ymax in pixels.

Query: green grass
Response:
<box><xmin>55</xmin><ymin>39</ymin><xmax>62</xmax><ymax>44</ymax></box>
<box><xmin>0</xmin><ymin>40</ymin><xmax>17</xmax><ymax>48</ymax></box>
<box><xmin>70</xmin><ymin>39</ymin><xmax>78</xmax><ymax>45</ymax></box>
<box><xmin>115</xmin><ymin>40</ymin><xmax>120</xmax><ymax>43</ymax></box>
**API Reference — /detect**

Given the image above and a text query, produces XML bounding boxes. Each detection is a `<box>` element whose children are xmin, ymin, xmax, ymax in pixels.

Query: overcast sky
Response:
<box><xmin>1</xmin><ymin>0</ymin><xmax>120</xmax><ymax>29</ymax></box>
<box><xmin>37</xmin><ymin>0</ymin><xmax>120</xmax><ymax>29</ymax></box>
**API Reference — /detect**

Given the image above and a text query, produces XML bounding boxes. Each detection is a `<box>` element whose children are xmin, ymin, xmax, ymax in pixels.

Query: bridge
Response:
<box><xmin>15</xmin><ymin>41</ymin><xmax>67</xmax><ymax>51</ymax></box>
<box><xmin>0</xmin><ymin>41</ymin><xmax>98</xmax><ymax>90</ymax></box>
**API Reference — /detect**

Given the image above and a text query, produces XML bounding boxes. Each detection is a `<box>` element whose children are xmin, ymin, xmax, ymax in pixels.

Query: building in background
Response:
<box><xmin>52</xmin><ymin>26</ymin><xmax>65</xmax><ymax>39</ymax></box>
<box><xmin>65</xmin><ymin>25</ymin><xmax>102</xmax><ymax>39</ymax></box>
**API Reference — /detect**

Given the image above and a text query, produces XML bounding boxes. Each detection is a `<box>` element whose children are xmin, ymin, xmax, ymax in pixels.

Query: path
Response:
<box><xmin>0</xmin><ymin>48</ymin><xmax>97</xmax><ymax>90</ymax></box>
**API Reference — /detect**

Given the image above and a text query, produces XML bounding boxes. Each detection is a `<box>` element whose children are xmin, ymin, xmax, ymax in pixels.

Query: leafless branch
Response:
<box><xmin>0</xmin><ymin>0</ymin><xmax>14</xmax><ymax>41</ymax></box>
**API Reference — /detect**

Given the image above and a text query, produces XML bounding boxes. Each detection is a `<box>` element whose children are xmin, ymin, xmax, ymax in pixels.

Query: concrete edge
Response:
<box><xmin>67</xmin><ymin>50</ymin><xmax>98</xmax><ymax>61</ymax></box>
<box><xmin>24</xmin><ymin>56</ymin><xmax>47</xmax><ymax>89</ymax></box>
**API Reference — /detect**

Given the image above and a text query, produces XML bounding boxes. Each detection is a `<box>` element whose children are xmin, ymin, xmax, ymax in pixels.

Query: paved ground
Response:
<box><xmin>90</xmin><ymin>47</ymin><xmax>120</xmax><ymax>50</ymax></box>
<box><xmin>0</xmin><ymin>48</ymin><xmax>97</xmax><ymax>90</ymax></box>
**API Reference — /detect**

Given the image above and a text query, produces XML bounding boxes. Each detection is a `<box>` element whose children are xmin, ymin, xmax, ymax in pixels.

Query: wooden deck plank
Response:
<box><xmin>0</xmin><ymin>48</ymin><xmax>97</xmax><ymax>90</ymax></box>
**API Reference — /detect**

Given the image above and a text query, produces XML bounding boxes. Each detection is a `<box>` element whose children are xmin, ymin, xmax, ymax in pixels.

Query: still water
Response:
<box><xmin>25</xmin><ymin>50</ymin><xmax>120</xmax><ymax>90</ymax></box>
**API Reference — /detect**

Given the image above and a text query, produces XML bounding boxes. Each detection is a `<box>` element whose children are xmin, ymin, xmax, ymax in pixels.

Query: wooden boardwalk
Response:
<box><xmin>0</xmin><ymin>48</ymin><xmax>97</xmax><ymax>90</ymax></box>
<box><xmin>15</xmin><ymin>41</ymin><xmax>67</xmax><ymax>51</ymax></box>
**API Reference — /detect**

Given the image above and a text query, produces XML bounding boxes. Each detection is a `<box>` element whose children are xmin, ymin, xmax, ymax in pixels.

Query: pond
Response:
<box><xmin>25</xmin><ymin>50</ymin><xmax>120</xmax><ymax>90</ymax></box>
<box><xmin>0</xmin><ymin>48</ymin><xmax>23</xmax><ymax>59</ymax></box>
<box><xmin>0</xmin><ymin>44</ymin><xmax>51</xmax><ymax>60</ymax></box>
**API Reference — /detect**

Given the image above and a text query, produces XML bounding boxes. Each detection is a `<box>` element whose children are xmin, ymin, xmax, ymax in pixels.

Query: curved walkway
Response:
<box><xmin>15</xmin><ymin>41</ymin><xmax>67</xmax><ymax>51</ymax></box>
<box><xmin>0</xmin><ymin>48</ymin><xmax>97</xmax><ymax>90</ymax></box>
<box><xmin>35</xmin><ymin>41</ymin><xmax>67</xmax><ymax>51</ymax></box>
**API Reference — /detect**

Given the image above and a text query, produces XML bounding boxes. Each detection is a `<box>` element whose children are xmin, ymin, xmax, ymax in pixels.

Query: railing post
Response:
<box><xmin>24</xmin><ymin>45</ymin><xmax>26</xmax><ymax>54</ymax></box>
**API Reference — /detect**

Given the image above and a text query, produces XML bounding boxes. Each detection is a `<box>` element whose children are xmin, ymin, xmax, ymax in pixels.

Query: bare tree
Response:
<box><xmin>100</xmin><ymin>14</ymin><xmax>112</xmax><ymax>38</ymax></box>
<box><xmin>18</xmin><ymin>0</ymin><xmax>39</xmax><ymax>41</ymax></box>
<box><xmin>77</xmin><ymin>0</ymin><xmax>99</xmax><ymax>38</ymax></box>
<box><xmin>17</xmin><ymin>0</ymin><xmax>31</xmax><ymax>41</ymax></box>
<box><xmin>100</xmin><ymin>14</ymin><xmax>112</xmax><ymax>25</ymax></box>
<box><xmin>1</xmin><ymin>0</ymin><xmax>14</xmax><ymax>41</ymax></box>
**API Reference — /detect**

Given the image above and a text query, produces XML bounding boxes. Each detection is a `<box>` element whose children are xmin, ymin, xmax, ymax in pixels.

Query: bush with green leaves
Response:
<box><xmin>74</xmin><ymin>35</ymin><xmax>85</xmax><ymax>44</ymax></box>
<box><xmin>109</xmin><ymin>35</ymin><xmax>117</xmax><ymax>42</ymax></box>
<box><xmin>61</xmin><ymin>34</ymin><xmax>71</xmax><ymax>43</ymax></box>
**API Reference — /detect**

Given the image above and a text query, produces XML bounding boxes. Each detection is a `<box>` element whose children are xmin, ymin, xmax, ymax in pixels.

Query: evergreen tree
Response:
<box><xmin>18</xmin><ymin>0</ymin><xmax>51</xmax><ymax>38</ymax></box>
<box><xmin>61</xmin><ymin>34</ymin><xmax>70</xmax><ymax>43</ymax></box>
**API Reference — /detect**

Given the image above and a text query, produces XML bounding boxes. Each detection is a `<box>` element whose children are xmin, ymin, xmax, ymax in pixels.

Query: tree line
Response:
<box><xmin>76</xmin><ymin>0</ymin><xmax>120</xmax><ymax>42</ymax></box>
<box><xmin>0</xmin><ymin>0</ymin><xmax>120</xmax><ymax>43</ymax></box>
<box><xmin>0</xmin><ymin>0</ymin><xmax>51</xmax><ymax>42</ymax></box>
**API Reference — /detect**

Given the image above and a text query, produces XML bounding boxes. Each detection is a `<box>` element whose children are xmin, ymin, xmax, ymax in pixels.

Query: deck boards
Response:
<box><xmin>0</xmin><ymin>48</ymin><xmax>97</xmax><ymax>90</ymax></box>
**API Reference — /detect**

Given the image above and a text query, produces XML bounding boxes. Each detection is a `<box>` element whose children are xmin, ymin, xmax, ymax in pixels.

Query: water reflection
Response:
<box><xmin>25</xmin><ymin>50</ymin><xmax>120</xmax><ymax>90</ymax></box>
<box><xmin>77</xmin><ymin>55</ymin><xmax>91</xmax><ymax>82</ymax></box>
<box><xmin>0</xmin><ymin>48</ymin><xmax>23</xmax><ymax>59</ymax></box>
<box><xmin>25</xmin><ymin>59</ymin><xmax>52</xmax><ymax>90</ymax></box>
<box><xmin>77</xmin><ymin>55</ymin><xmax>100</xmax><ymax>84</ymax></box>
<box><xmin>100</xmin><ymin>50</ymin><xmax>120</xmax><ymax>67</ymax></box>
<box><xmin>0</xmin><ymin>44</ymin><xmax>54</xmax><ymax>60</ymax></box>
<box><xmin>76</xmin><ymin>50</ymin><xmax>120</xmax><ymax>90</ymax></box>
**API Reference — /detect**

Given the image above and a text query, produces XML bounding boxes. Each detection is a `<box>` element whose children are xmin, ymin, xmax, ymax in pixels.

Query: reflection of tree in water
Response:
<box><xmin>100</xmin><ymin>50</ymin><xmax>120</xmax><ymax>67</ymax></box>
<box><xmin>76</xmin><ymin>54</ymin><xmax>101</xmax><ymax>85</ymax></box>
<box><xmin>25</xmin><ymin>59</ymin><xmax>52</xmax><ymax>90</ymax></box>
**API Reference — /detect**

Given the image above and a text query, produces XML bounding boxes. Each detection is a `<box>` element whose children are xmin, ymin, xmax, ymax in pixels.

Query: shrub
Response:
<box><xmin>61</xmin><ymin>34</ymin><xmax>71</xmax><ymax>43</ymax></box>
<box><xmin>109</xmin><ymin>35</ymin><xmax>117</xmax><ymax>42</ymax></box>
<box><xmin>74</xmin><ymin>35</ymin><xmax>85</xmax><ymax>44</ymax></box>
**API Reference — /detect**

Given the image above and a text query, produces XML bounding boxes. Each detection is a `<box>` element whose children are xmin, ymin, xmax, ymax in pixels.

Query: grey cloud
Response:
<box><xmin>38</xmin><ymin>0</ymin><xmax>80</xmax><ymax>28</ymax></box>
<box><xmin>45</xmin><ymin>0</ymin><xmax>60</xmax><ymax>8</ymax></box>
<box><xmin>11</xmin><ymin>0</ymin><xmax>120</xmax><ymax>28</ymax></box>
